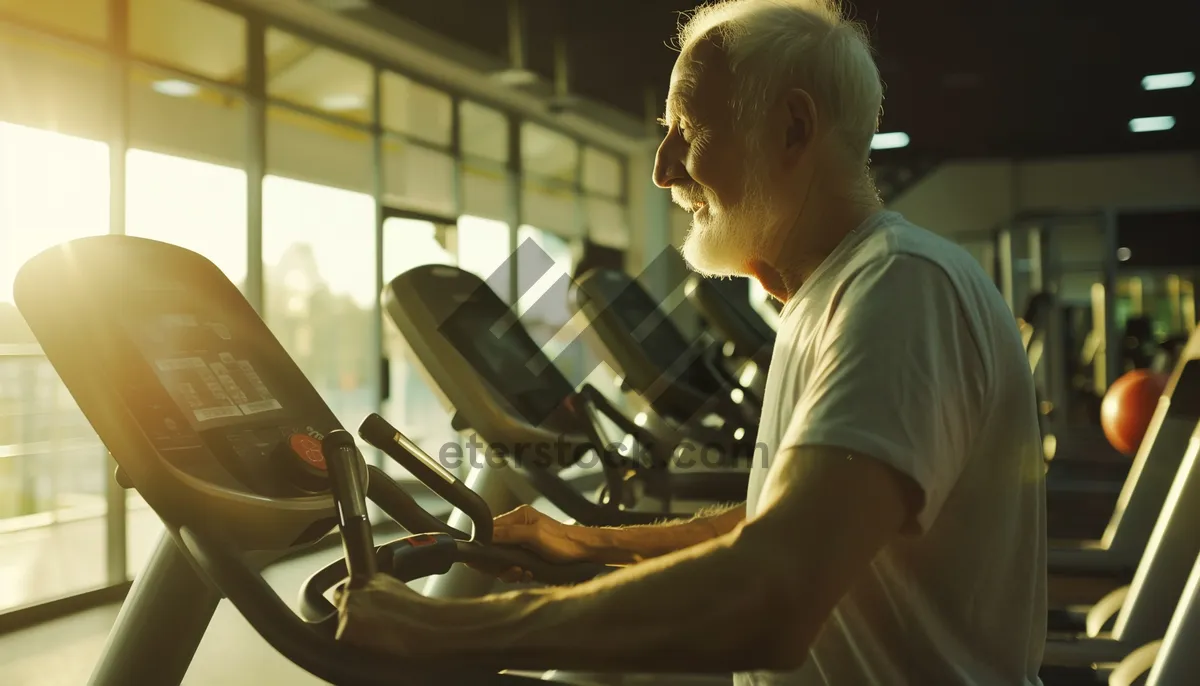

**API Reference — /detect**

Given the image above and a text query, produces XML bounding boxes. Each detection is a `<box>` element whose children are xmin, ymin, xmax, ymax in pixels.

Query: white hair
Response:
<box><xmin>677</xmin><ymin>0</ymin><xmax>883</xmax><ymax>166</ymax></box>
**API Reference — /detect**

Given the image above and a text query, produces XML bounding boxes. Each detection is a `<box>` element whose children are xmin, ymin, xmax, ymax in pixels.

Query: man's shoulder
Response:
<box><xmin>856</xmin><ymin>213</ymin><xmax>970</xmax><ymax>266</ymax></box>
<box><xmin>839</xmin><ymin>214</ymin><xmax>989</xmax><ymax>293</ymax></box>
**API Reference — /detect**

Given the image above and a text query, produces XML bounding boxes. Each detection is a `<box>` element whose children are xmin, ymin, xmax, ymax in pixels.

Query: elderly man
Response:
<box><xmin>339</xmin><ymin>1</ymin><xmax>1048</xmax><ymax>684</ymax></box>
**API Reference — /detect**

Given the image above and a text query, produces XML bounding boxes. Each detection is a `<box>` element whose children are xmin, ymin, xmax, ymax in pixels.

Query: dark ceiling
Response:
<box><xmin>371</xmin><ymin>0</ymin><xmax>1200</xmax><ymax>164</ymax></box>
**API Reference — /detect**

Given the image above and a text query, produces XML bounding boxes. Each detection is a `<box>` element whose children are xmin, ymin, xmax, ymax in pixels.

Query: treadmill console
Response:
<box><xmin>15</xmin><ymin>237</ymin><xmax>345</xmax><ymax>546</ymax></box>
<box><xmin>118</xmin><ymin>284</ymin><xmax>338</xmax><ymax>497</ymax></box>
<box><xmin>404</xmin><ymin>266</ymin><xmax>579</xmax><ymax>432</ymax></box>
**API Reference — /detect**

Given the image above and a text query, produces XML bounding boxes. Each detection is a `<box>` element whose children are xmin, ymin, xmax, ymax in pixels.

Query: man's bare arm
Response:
<box><xmin>566</xmin><ymin>502</ymin><xmax>746</xmax><ymax>564</ymax></box>
<box><xmin>337</xmin><ymin>446</ymin><xmax>918</xmax><ymax>673</ymax></box>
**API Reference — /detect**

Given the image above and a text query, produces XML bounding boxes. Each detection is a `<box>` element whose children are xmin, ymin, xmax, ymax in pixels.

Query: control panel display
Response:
<box><xmin>128</xmin><ymin>307</ymin><xmax>284</xmax><ymax>431</ymax></box>
<box><xmin>116</xmin><ymin>282</ymin><xmax>333</xmax><ymax>495</ymax></box>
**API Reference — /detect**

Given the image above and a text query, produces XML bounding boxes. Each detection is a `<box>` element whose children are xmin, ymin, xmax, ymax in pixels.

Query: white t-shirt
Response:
<box><xmin>736</xmin><ymin>211</ymin><xmax>1047</xmax><ymax>686</ymax></box>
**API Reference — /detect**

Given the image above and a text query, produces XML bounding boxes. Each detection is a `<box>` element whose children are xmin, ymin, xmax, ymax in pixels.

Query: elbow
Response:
<box><xmin>731</xmin><ymin>544</ymin><xmax>819</xmax><ymax>671</ymax></box>
<box><xmin>730</xmin><ymin>525</ymin><xmax>825</xmax><ymax>671</ymax></box>
<box><xmin>744</xmin><ymin>605</ymin><xmax>817</xmax><ymax>672</ymax></box>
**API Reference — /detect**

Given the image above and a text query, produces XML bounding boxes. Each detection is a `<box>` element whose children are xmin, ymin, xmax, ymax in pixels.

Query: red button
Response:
<box><xmin>406</xmin><ymin>534</ymin><xmax>438</xmax><ymax>547</ymax></box>
<box><xmin>289</xmin><ymin>434</ymin><xmax>327</xmax><ymax>470</ymax></box>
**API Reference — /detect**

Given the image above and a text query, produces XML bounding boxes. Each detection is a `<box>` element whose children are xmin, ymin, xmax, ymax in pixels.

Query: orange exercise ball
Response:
<box><xmin>1100</xmin><ymin>369</ymin><xmax>1169</xmax><ymax>456</ymax></box>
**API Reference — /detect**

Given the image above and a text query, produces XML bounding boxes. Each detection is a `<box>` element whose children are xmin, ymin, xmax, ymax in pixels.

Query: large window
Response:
<box><xmin>462</xmin><ymin>100</ymin><xmax>508</xmax><ymax>163</ymax></box>
<box><xmin>383</xmin><ymin>136</ymin><xmax>455</xmax><ymax>217</ymax></box>
<box><xmin>381</xmin><ymin>71</ymin><xmax>451</xmax><ymax>147</ymax></box>
<box><xmin>263</xmin><ymin>175</ymin><xmax>376</xmax><ymax>430</ymax></box>
<box><xmin>263</xmin><ymin>102</ymin><xmax>376</xmax><ymax>431</ymax></box>
<box><xmin>522</xmin><ymin>177</ymin><xmax>579</xmax><ymax>239</ymax></box>
<box><xmin>0</xmin><ymin>122</ymin><xmax>111</xmax><ymax>612</ymax></box>
<box><xmin>458</xmin><ymin>215</ymin><xmax>514</xmax><ymax>303</ymax></box>
<box><xmin>125</xmin><ymin>153</ymin><xmax>247</xmax><ymax>288</ymax></box>
<box><xmin>521</xmin><ymin>123</ymin><xmax>581</xmax><ymax>240</ymax></box>
<box><xmin>380</xmin><ymin>218</ymin><xmax>457</xmax><ymax>476</ymax></box>
<box><xmin>516</xmin><ymin>226</ymin><xmax>584</xmax><ymax>382</ymax></box>
<box><xmin>521</xmin><ymin>122</ymin><xmax>578</xmax><ymax>182</ymax></box>
<box><xmin>582</xmin><ymin>146</ymin><xmax>627</xmax><ymax>249</ymax></box>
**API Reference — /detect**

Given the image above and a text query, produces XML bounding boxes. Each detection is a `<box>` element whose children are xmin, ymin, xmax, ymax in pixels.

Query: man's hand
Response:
<box><xmin>493</xmin><ymin>505</ymin><xmax>596</xmax><ymax>562</ymax></box>
<box><xmin>333</xmin><ymin>448</ymin><xmax>914</xmax><ymax>673</ymax></box>
<box><xmin>472</xmin><ymin>505</ymin><xmax>602</xmax><ymax>583</ymax></box>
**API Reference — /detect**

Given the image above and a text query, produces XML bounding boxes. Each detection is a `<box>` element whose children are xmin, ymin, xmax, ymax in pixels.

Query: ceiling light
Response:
<box><xmin>1141</xmin><ymin>72</ymin><xmax>1195</xmax><ymax>91</ymax></box>
<box><xmin>871</xmin><ymin>132</ymin><xmax>910</xmax><ymax>150</ymax></box>
<box><xmin>152</xmin><ymin>79</ymin><xmax>199</xmax><ymax>98</ymax></box>
<box><xmin>320</xmin><ymin>94</ymin><xmax>365</xmax><ymax>111</ymax></box>
<box><xmin>1128</xmin><ymin>116</ymin><xmax>1175</xmax><ymax>133</ymax></box>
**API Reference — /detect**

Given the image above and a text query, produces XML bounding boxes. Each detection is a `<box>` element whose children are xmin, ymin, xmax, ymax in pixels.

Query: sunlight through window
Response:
<box><xmin>126</xmin><ymin>149</ymin><xmax>247</xmax><ymax>286</ymax></box>
<box><xmin>0</xmin><ymin>122</ymin><xmax>109</xmax><ymax>305</ymax></box>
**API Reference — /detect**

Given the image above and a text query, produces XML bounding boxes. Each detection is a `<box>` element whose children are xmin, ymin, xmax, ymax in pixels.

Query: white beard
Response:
<box><xmin>679</xmin><ymin>169</ymin><xmax>773</xmax><ymax>278</ymax></box>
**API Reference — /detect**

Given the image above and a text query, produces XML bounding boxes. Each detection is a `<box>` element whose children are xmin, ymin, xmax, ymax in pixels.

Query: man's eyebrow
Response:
<box><xmin>662</xmin><ymin>84</ymin><xmax>695</xmax><ymax>124</ymax></box>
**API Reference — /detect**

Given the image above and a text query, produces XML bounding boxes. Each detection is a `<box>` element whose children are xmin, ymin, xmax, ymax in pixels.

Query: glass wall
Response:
<box><xmin>379</xmin><ymin>218</ymin><xmax>457</xmax><ymax>477</ymax></box>
<box><xmin>262</xmin><ymin>104</ymin><xmax>376</xmax><ymax>431</ymax></box>
<box><xmin>262</xmin><ymin>174</ymin><xmax>376</xmax><ymax>429</ymax></box>
<box><xmin>0</xmin><ymin>0</ymin><xmax>630</xmax><ymax>619</ymax></box>
<box><xmin>0</xmin><ymin>122</ymin><xmax>111</xmax><ymax>612</ymax></box>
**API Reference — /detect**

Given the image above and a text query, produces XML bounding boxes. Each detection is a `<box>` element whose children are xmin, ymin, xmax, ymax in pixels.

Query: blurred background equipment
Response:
<box><xmin>1101</xmin><ymin>369</ymin><xmax>1170</xmax><ymax>456</ymax></box>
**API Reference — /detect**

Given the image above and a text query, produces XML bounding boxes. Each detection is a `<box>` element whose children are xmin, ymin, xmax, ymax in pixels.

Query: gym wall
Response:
<box><xmin>890</xmin><ymin>153</ymin><xmax>1200</xmax><ymax>238</ymax></box>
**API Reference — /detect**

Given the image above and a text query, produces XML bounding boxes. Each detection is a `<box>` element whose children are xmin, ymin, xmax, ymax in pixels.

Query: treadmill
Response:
<box><xmin>1046</xmin><ymin>328</ymin><xmax>1200</xmax><ymax>604</ymax></box>
<box><xmin>15</xmin><ymin>236</ymin><xmax>616</xmax><ymax>686</ymax></box>
<box><xmin>684</xmin><ymin>273</ymin><xmax>774</xmax><ymax>390</ymax></box>
<box><xmin>382</xmin><ymin>264</ymin><xmax>750</xmax><ymax>517</ymax></box>
<box><xmin>1102</xmin><ymin>552</ymin><xmax>1200</xmax><ymax>686</ymax></box>
<box><xmin>572</xmin><ymin>267</ymin><xmax>760</xmax><ymax>455</ymax></box>
<box><xmin>1041</xmin><ymin>415</ymin><xmax>1200</xmax><ymax>671</ymax></box>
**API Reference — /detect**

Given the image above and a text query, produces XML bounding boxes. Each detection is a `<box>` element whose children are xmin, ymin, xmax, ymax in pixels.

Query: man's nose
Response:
<box><xmin>652</xmin><ymin>136</ymin><xmax>686</xmax><ymax>189</ymax></box>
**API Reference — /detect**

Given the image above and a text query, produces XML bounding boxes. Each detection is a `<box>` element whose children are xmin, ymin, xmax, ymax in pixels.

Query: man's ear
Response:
<box><xmin>782</xmin><ymin>89</ymin><xmax>818</xmax><ymax>154</ymax></box>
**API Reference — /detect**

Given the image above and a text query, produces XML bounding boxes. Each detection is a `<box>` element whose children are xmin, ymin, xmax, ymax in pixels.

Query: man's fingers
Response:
<box><xmin>499</xmin><ymin>567</ymin><xmax>527</xmax><ymax>584</ymax></box>
<box><xmin>492</xmin><ymin>521</ymin><xmax>539</xmax><ymax>546</ymax></box>
<box><xmin>464</xmin><ymin>562</ymin><xmax>529</xmax><ymax>583</ymax></box>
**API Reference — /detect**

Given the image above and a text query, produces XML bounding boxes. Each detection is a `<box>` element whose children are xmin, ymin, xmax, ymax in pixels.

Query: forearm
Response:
<box><xmin>577</xmin><ymin>502</ymin><xmax>746</xmax><ymax>564</ymax></box>
<box><xmin>338</xmin><ymin>520</ymin><xmax>798</xmax><ymax>673</ymax></box>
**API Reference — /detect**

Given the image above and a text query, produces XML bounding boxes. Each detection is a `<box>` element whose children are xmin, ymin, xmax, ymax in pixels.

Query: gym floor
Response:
<box><xmin>0</xmin><ymin>546</ymin><xmax>733</xmax><ymax>686</ymax></box>
<box><xmin>0</xmin><ymin>548</ymin><xmax>347</xmax><ymax>686</ymax></box>
<box><xmin>0</xmin><ymin>492</ymin><xmax>732</xmax><ymax>686</ymax></box>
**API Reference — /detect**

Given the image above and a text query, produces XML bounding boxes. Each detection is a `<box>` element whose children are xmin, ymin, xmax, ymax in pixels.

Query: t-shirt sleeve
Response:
<box><xmin>780</xmin><ymin>253</ymin><xmax>985</xmax><ymax>533</ymax></box>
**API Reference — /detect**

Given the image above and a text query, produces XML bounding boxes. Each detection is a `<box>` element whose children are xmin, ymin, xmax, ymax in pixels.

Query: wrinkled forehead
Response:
<box><xmin>666</xmin><ymin>38</ymin><xmax>731</xmax><ymax>117</ymax></box>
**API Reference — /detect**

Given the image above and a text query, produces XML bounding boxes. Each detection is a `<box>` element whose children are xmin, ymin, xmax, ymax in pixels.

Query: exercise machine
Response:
<box><xmin>572</xmin><ymin>267</ymin><xmax>760</xmax><ymax>452</ymax></box>
<box><xmin>385</xmin><ymin>263</ymin><xmax>749</xmax><ymax>512</ymax></box>
<box><xmin>1041</xmin><ymin>417</ymin><xmax>1200</xmax><ymax>671</ymax></box>
<box><xmin>683</xmin><ymin>274</ymin><xmax>774</xmax><ymax>395</ymax></box>
<box><xmin>1103</xmin><ymin>552</ymin><xmax>1200</xmax><ymax>685</ymax></box>
<box><xmin>383</xmin><ymin>264</ymin><xmax>750</xmax><ymax>597</ymax></box>
<box><xmin>1046</xmin><ymin>328</ymin><xmax>1200</xmax><ymax>600</ymax></box>
<box><xmin>14</xmin><ymin>236</ymin><xmax>624</xmax><ymax>685</ymax></box>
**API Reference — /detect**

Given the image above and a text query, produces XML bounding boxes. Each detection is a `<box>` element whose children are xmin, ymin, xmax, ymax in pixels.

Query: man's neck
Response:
<box><xmin>752</xmin><ymin>192</ymin><xmax>882</xmax><ymax>303</ymax></box>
